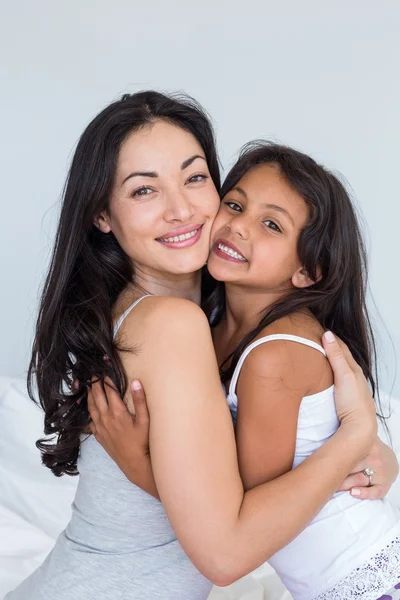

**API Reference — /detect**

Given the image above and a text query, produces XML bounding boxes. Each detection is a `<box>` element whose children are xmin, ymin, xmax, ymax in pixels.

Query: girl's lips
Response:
<box><xmin>212</xmin><ymin>238</ymin><xmax>247</xmax><ymax>263</ymax></box>
<box><xmin>156</xmin><ymin>225</ymin><xmax>203</xmax><ymax>249</ymax></box>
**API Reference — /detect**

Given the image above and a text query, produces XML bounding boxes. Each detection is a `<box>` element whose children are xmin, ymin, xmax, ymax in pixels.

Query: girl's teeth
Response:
<box><xmin>218</xmin><ymin>243</ymin><xmax>246</xmax><ymax>261</ymax></box>
<box><xmin>160</xmin><ymin>229</ymin><xmax>199</xmax><ymax>243</ymax></box>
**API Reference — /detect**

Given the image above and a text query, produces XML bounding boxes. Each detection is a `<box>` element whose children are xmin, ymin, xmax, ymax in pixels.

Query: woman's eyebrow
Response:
<box><xmin>121</xmin><ymin>155</ymin><xmax>206</xmax><ymax>186</ymax></box>
<box><xmin>181</xmin><ymin>154</ymin><xmax>206</xmax><ymax>170</ymax></box>
<box><xmin>122</xmin><ymin>170</ymin><xmax>158</xmax><ymax>185</ymax></box>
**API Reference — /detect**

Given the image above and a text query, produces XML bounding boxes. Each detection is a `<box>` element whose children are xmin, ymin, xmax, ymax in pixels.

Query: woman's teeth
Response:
<box><xmin>159</xmin><ymin>229</ymin><xmax>199</xmax><ymax>243</ymax></box>
<box><xmin>217</xmin><ymin>243</ymin><xmax>246</xmax><ymax>261</ymax></box>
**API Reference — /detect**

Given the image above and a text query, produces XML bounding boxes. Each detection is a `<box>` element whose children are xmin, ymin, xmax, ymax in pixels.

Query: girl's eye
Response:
<box><xmin>263</xmin><ymin>219</ymin><xmax>281</xmax><ymax>233</ymax></box>
<box><xmin>225</xmin><ymin>201</ymin><xmax>242</xmax><ymax>212</ymax></box>
<box><xmin>131</xmin><ymin>186</ymin><xmax>153</xmax><ymax>198</ymax></box>
<box><xmin>187</xmin><ymin>173</ymin><xmax>208</xmax><ymax>184</ymax></box>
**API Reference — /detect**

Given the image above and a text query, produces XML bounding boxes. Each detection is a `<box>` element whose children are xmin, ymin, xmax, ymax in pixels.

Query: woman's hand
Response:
<box><xmin>88</xmin><ymin>378</ymin><xmax>159</xmax><ymax>499</ymax></box>
<box><xmin>322</xmin><ymin>331</ymin><xmax>377</xmax><ymax>449</ymax></box>
<box><xmin>338</xmin><ymin>437</ymin><xmax>399</xmax><ymax>499</ymax></box>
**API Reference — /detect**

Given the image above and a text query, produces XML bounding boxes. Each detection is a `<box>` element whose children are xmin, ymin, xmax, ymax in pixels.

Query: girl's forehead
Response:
<box><xmin>237</xmin><ymin>164</ymin><xmax>303</xmax><ymax>203</ymax></box>
<box><xmin>233</xmin><ymin>163</ymin><xmax>309</xmax><ymax>226</ymax></box>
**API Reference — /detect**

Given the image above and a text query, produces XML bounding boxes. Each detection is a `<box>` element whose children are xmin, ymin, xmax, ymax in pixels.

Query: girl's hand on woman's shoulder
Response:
<box><xmin>88</xmin><ymin>377</ymin><xmax>159</xmax><ymax>498</ymax></box>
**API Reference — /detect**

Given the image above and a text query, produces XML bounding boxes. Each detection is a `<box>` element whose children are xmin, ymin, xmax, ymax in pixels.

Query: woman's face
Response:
<box><xmin>97</xmin><ymin>120</ymin><xmax>220</xmax><ymax>277</ymax></box>
<box><xmin>208</xmin><ymin>163</ymin><xmax>312</xmax><ymax>293</ymax></box>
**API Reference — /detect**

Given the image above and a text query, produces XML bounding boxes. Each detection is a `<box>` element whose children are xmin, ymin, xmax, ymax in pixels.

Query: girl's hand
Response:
<box><xmin>88</xmin><ymin>378</ymin><xmax>159</xmax><ymax>498</ymax></box>
<box><xmin>338</xmin><ymin>437</ymin><xmax>399</xmax><ymax>499</ymax></box>
<box><xmin>322</xmin><ymin>331</ymin><xmax>377</xmax><ymax>449</ymax></box>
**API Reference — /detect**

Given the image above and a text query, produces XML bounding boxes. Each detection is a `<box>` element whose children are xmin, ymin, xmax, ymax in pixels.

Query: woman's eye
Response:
<box><xmin>264</xmin><ymin>219</ymin><xmax>281</xmax><ymax>232</ymax></box>
<box><xmin>131</xmin><ymin>186</ymin><xmax>153</xmax><ymax>198</ymax></box>
<box><xmin>187</xmin><ymin>173</ymin><xmax>208</xmax><ymax>184</ymax></box>
<box><xmin>225</xmin><ymin>201</ymin><xmax>242</xmax><ymax>212</ymax></box>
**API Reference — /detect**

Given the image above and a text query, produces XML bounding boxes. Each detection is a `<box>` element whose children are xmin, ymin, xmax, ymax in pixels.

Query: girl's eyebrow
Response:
<box><xmin>121</xmin><ymin>155</ymin><xmax>206</xmax><ymax>186</ymax></box>
<box><xmin>261</xmin><ymin>203</ymin><xmax>295</xmax><ymax>226</ymax></box>
<box><xmin>233</xmin><ymin>186</ymin><xmax>295</xmax><ymax>226</ymax></box>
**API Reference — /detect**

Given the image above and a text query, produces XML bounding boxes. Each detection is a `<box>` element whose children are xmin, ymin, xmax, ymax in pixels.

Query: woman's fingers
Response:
<box><xmin>130</xmin><ymin>380</ymin><xmax>149</xmax><ymax>425</ymax></box>
<box><xmin>322</xmin><ymin>332</ymin><xmax>354</xmax><ymax>377</ymax></box>
<box><xmin>338</xmin><ymin>471</ymin><xmax>371</xmax><ymax>491</ymax></box>
<box><xmin>350</xmin><ymin>484</ymin><xmax>385</xmax><ymax>500</ymax></box>
<box><xmin>335</xmin><ymin>337</ymin><xmax>362</xmax><ymax>374</ymax></box>
<box><xmin>339</xmin><ymin>469</ymin><xmax>385</xmax><ymax>500</ymax></box>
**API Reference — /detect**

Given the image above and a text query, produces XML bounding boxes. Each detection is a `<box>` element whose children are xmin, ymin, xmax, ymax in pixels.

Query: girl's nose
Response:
<box><xmin>226</xmin><ymin>214</ymin><xmax>249</xmax><ymax>239</ymax></box>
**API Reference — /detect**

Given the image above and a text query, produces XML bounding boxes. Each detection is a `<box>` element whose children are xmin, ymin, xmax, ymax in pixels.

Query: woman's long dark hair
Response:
<box><xmin>29</xmin><ymin>91</ymin><xmax>221</xmax><ymax>476</ymax></box>
<box><xmin>209</xmin><ymin>141</ymin><xmax>385</xmax><ymax>422</ymax></box>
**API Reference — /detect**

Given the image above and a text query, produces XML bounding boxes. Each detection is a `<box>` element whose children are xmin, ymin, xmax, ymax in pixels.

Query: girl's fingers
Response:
<box><xmin>103</xmin><ymin>376</ymin><xmax>128</xmax><ymax>416</ymax></box>
<box><xmin>89</xmin><ymin>421</ymin><xmax>97</xmax><ymax>436</ymax></box>
<box><xmin>91</xmin><ymin>378</ymin><xmax>109</xmax><ymax>415</ymax></box>
<box><xmin>130</xmin><ymin>380</ymin><xmax>149</xmax><ymax>425</ymax></box>
<box><xmin>87</xmin><ymin>388</ymin><xmax>100</xmax><ymax>424</ymax></box>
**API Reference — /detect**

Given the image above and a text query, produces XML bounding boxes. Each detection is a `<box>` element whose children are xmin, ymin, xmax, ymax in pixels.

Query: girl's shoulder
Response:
<box><xmin>258</xmin><ymin>310</ymin><xmax>325</xmax><ymax>345</ymax></box>
<box><xmin>240</xmin><ymin>312</ymin><xmax>333</xmax><ymax>395</ymax></box>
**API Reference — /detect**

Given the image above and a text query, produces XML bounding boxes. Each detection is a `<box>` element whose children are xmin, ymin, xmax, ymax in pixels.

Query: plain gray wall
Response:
<box><xmin>1</xmin><ymin>0</ymin><xmax>399</xmax><ymax>395</ymax></box>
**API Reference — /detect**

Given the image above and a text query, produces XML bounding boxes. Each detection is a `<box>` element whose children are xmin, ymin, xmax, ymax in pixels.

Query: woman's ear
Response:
<box><xmin>291</xmin><ymin>266</ymin><xmax>322</xmax><ymax>289</ymax></box>
<box><xmin>94</xmin><ymin>211</ymin><xmax>112</xmax><ymax>234</ymax></box>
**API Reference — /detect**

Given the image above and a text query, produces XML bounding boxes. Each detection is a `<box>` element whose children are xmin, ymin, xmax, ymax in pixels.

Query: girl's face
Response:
<box><xmin>208</xmin><ymin>163</ymin><xmax>313</xmax><ymax>293</ymax></box>
<box><xmin>96</xmin><ymin>120</ymin><xmax>220</xmax><ymax>277</ymax></box>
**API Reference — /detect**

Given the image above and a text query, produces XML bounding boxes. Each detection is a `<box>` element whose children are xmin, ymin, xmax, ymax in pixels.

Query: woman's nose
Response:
<box><xmin>164</xmin><ymin>190</ymin><xmax>195</xmax><ymax>223</ymax></box>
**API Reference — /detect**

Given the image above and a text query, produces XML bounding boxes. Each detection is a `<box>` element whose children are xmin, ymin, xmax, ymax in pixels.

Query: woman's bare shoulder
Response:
<box><xmin>118</xmin><ymin>296</ymin><xmax>210</xmax><ymax>346</ymax></box>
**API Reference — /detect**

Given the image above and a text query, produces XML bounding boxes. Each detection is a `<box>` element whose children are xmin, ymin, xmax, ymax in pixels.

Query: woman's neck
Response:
<box><xmin>130</xmin><ymin>266</ymin><xmax>202</xmax><ymax>305</ymax></box>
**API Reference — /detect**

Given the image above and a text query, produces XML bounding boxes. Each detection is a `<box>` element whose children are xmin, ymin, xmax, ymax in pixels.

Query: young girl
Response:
<box><xmin>90</xmin><ymin>142</ymin><xmax>400</xmax><ymax>599</ymax></box>
<box><xmin>7</xmin><ymin>92</ymin><xmax>384</xmax><ymax>600</ymax></box>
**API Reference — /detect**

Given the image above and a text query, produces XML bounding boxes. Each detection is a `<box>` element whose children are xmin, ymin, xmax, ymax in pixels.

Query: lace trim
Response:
<box><xmin>313</xmin><ymin>536</ymin><xmax>400</xmax><ymax>600</ymax></box>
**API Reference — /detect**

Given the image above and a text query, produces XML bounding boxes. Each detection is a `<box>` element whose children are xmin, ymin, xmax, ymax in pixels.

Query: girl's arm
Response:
<box><xmin>89</xmin><ymin>297</ymin><xmax>375</xmax><ymax>586</ymax></box>
<box><xmin>234</xmin><ymin>334</ymin><xmax>399</xmax><ymax>493</ymax></box>
<box><xmin>234</xmin><ymin>339</ymin><xmax>323</xmax><ymax>490</ymax></box>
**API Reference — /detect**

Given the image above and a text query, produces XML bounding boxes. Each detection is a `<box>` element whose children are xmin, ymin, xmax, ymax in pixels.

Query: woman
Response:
<box><xmin>7</xmin><ymin>91</ymin><xmax>396</xmax><ymax>600</ymax></box>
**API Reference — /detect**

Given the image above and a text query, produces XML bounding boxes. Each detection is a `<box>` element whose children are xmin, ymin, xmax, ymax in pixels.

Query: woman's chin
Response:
<box><xmin>165</xmin><ymin>254</ymin><xmax>209</xmax><ymax>276</ymax></box>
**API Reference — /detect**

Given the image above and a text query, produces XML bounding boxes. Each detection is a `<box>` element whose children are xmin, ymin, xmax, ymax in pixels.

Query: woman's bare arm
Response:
<box><xmin>89</xmin><ymin>296</ymin><xmax>376</xmax><ymax>586</ymax></box>
<box><xmin>89</xmin><ymin>377</ymin><xmax>397</xmax><ymax>503</ymax></box>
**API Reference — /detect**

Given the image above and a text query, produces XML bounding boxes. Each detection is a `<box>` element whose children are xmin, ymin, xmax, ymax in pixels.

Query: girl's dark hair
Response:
<box><xmin>29</xmin><ymin>91</ymin><xmax>221</xmax><ymax>476</ymax></box>
<box><xmin>210</xmin><ymin>141</ymin><xmax>385</xmax><ymax>423</ymax></box>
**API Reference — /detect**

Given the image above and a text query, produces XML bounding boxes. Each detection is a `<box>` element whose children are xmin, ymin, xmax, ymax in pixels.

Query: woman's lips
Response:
<box><xmin>156</xmin><ymin>224</ymin><xmax>203</xmax><ymax>249</ymax></box>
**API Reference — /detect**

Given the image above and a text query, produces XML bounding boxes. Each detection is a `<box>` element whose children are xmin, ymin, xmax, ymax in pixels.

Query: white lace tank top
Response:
<box><xmin>226</xmin><ymin>334</ymin><xmax>400</xmax><ymax>600</ymax></box>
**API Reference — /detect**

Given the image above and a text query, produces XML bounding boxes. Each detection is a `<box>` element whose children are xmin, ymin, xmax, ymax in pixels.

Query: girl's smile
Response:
<box><xmin>208</xmin><ymin>162</ymin><xmax>311</xmax><ymax>294</ymax></box>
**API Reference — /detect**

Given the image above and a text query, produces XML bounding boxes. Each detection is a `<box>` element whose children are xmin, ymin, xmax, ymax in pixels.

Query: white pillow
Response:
<box><xmin>0</xmin><ymin>376</ymin><xmax>78</xmax><ymax>539</ymax></box>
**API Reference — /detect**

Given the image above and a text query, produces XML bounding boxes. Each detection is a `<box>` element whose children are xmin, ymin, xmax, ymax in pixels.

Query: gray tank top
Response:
<box><xmin>6</xmin><ymin>296</ymin><xmax>212</xmax><ymax>600</ymax></box>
